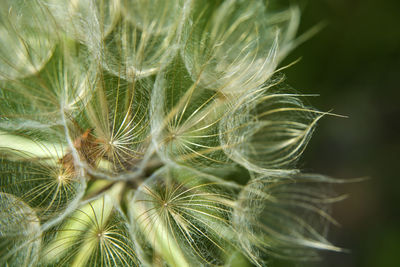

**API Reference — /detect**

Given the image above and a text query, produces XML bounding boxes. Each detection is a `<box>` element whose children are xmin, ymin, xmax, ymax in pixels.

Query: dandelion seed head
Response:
<box><xmin>0</xmin><ymin>0</ymin><xmax>346</xmax><ymax>266</ymax></box>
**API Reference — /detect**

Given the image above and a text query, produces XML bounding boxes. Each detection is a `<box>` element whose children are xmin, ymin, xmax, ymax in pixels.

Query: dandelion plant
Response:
<box><xmin>0</xmin><ymin>0</ymin><xmax>347</xmax><ymax>266</ymax></box>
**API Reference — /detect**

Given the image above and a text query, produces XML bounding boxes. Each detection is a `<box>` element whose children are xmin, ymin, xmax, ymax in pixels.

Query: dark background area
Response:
<box><xmin>278</xmin><ymin>0</ymin><xmax>400</xmax><ymax>266</ymax></box>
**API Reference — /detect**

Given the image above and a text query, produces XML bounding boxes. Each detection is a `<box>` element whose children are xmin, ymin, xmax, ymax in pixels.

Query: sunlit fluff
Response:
<box><xmin>0</xmin><ymin>0</ymin><xmax>346</xmax><ymax>266</ymax></box>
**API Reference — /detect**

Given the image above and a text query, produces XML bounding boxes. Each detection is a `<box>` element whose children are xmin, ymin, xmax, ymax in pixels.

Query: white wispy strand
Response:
<box><xmin>0</xmin><ymin>0</ymin><xmax>347</xmax><ymax>266</ymax></box>
<box><xmin>0</xmin><ymin>0</ymin><xmax>56</xmax><ymax>80</ymax></box>
<box><xmin>0</xmin><ymin>193</ymin><xmax>41</xmax><ymax>266</ymax></box>
<box><xmin>233</xmin><ymin>174</ymin><xmax>345</xmax><ymax>266</ymax></box>
<box><xmin>181</xmin><ymin>0</ymin><xmax>300</xmax><ymax>95</ymax></box>
<box><xmin>220</xmin><ymin>76</ymin><xmax>324</xmax><ymax>175</ymax></box>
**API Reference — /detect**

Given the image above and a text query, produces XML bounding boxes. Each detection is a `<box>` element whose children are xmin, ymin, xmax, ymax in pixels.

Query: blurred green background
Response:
<box><xmin>276</xmin><ymin>0</ymin><xmax>400</xmax><ymax>266</ymax></box>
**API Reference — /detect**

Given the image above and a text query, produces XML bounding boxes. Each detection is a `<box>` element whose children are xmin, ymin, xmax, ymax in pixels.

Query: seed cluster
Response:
<box><xmin>0</xmin><ymin>1</ymin><xmax>343</xmax><ymax>266</ymax></box>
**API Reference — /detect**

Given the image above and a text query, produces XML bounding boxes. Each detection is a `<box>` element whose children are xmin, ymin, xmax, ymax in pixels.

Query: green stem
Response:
<box><xmin>0</xmin><ymin>130</ymin><xmax>64</xmax><ymax>161</ymax></box>
<box><xmin>131</xmin><ymin>199</ymin><xmax>190</xmax><ymax>267</ymax></box>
